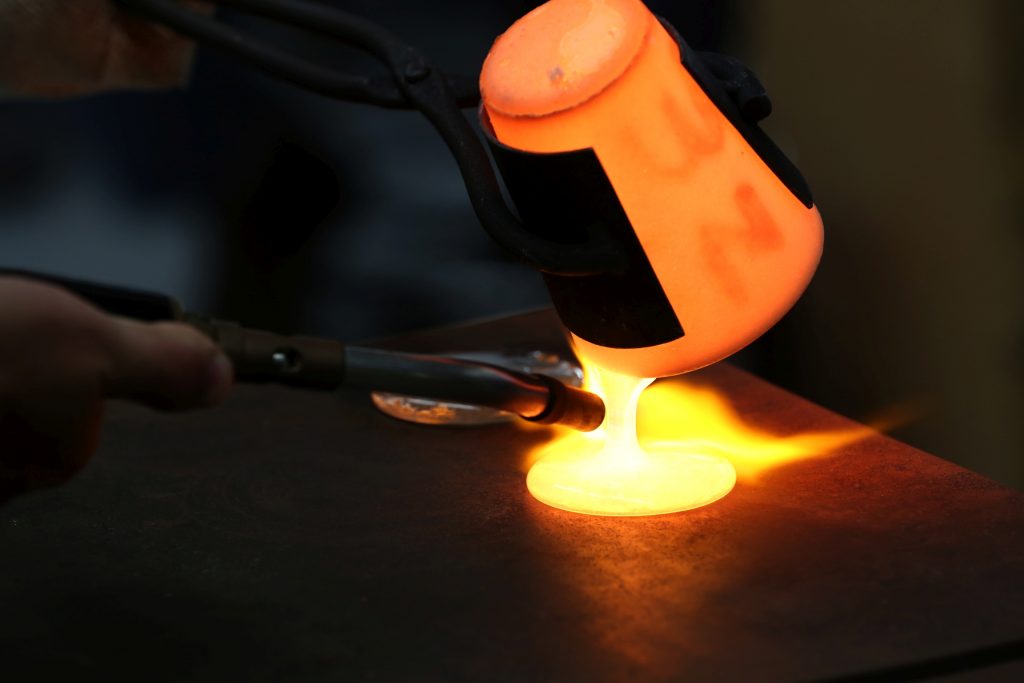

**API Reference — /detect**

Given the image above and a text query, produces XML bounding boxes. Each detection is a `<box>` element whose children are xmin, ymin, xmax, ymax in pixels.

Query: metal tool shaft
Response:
<box><xmin>0</xmin><ymin>269</ymin><xmax>605</xmax><ymax>431</ymax></box>
<box><xmin>345</xmin><ymin>347</ymin><xmax>550</xmax><ymax>418</ymax></box>
<box><xmin>344</xmin><ymin>347</ymin><xmax>604</xmax><ymax>430</ymax></box>
<box><xmin>191</xmin><ymin>317</ymin><xmax>604</xmax><ymax>431</ymax></box>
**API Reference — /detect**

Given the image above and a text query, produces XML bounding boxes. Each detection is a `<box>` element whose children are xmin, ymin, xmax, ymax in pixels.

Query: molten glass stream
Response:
<box><xmin>526</xmin><ymin>364</ymin><xmax>737</xmax><ymax>516</ymax></box>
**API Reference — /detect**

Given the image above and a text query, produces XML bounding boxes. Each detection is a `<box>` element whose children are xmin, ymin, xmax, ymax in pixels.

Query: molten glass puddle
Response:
<box><xmin>527</xmin><ymin>364</ymin><xmax>736</xmax><ymax>516</ymax></box>
<box><xmin>527</xmin><ymin>360</ymin><xmax>877</xmax><ymax>517</ymax></box>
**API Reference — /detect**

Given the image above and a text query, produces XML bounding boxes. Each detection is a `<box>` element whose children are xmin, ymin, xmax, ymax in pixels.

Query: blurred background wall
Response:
<box><xmin>0</xmin><ymin>1</ymin><xmax>1020</xmax><ymax>485</ymax></box>
<box><xmin>731</xmin><ymin>0</ymin><xmax>1023</xmax><ymax>486</ymax></box>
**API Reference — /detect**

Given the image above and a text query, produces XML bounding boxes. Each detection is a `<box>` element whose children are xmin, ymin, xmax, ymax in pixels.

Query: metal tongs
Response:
<box><xmin>1</xmin><ymin>270</ymin><xmax>605</xmax><ymax>431</ymax></box>
<box><xmin>115</xmin><ymin>0</ymin><xmax>626</xmax><ymax>276</ymax></box>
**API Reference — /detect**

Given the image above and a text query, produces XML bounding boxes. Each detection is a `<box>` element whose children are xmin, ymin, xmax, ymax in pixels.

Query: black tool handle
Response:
<box><xmin>115</xmin><ymin>0</ymin><xmax>626</xmax><ymax>276</ymax></box>
<box><xmin>0</xmin><ymin>268</ymin><xmax>184</xmax><ymax>322</ymax></box>
<box><xmin>0</xmin><ymin>268</ymin><xmax>347</xmax><ymax>390</ymax></box>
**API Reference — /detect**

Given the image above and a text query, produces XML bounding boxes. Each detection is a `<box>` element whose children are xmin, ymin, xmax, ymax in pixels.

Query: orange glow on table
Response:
<box><xmin>526</xmin><ymin>357</ymin><xmax>875</xmax><ymax>516</ymax></box>
<box><xmin>482</xmin><ymin>0</ymin><xmax>824</xmax><ymax>378</ymax></box>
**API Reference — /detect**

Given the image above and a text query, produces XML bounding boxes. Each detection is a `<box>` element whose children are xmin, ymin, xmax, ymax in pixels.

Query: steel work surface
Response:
<box><xmin>1</xmin><ymin>310</ymin><xmax>1022</xmax><ymax>682</ymax></box>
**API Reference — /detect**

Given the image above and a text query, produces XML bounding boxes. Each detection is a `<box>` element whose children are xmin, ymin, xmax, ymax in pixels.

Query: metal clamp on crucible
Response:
<box><xmin>479</xmin><ymin>0</ymin><xmax>824</xmax><ymax>379</ymax></box>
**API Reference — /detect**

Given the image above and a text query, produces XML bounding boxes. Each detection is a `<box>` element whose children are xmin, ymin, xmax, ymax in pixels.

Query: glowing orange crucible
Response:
<box><xmin>480</xmin><ymin>0</ymin><xmax>823</xmax><ymax>379</ymax></box>
<box><xmin>482</xmin><ymin>0</ymin><xmax>827</xmax><ymax>515</ymax></box>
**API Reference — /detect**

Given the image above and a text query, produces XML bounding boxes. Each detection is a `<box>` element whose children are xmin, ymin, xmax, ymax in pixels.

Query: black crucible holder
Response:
<box><xmin>105</xmin><ymin>0</ymin><xmax>814</xmax><ymax>395</ymax></box>
<box><xmin>477</xmin><ymin>17</ymin><xmax>816</xmax><ymax>353</ymax></box>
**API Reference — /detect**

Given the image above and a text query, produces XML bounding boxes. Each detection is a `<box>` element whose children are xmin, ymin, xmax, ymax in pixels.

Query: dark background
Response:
<box><xmin>0</xmin><ymin>1</ymin><xmax>1020</xmax><ymax>485</ymax></box>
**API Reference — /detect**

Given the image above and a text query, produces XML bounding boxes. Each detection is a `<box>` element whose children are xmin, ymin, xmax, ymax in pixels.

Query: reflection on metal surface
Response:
<box><xmin>372</xmin><ymin>350</ymin><xmax>582</xmax><ymax>426</ymax></box>
<box><xmin>527</xmin><ymin>357</ymin><xmax>875</xmax><ymax>516</ymax></box>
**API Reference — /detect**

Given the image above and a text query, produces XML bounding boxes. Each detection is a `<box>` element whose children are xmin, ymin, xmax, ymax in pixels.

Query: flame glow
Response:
<box><xmin>526</xmin><ymin>358</ymin><xmax>876</xmax><ymax>516</ymax></box>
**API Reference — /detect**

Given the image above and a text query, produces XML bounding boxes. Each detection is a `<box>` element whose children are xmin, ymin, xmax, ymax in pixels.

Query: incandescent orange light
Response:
<box><xmin>481</xmin><ymin>0</ymin><xmax>823</xmax><ymax>379</ymax></box>
<box><xmin>526</xmin><ymin>360</ymin><xmax>738</xmax><ymax>516</ymax></box>
<box><xmin>525</xmin><ymin>355</ymin><xmax>875</xmax><ymax>516</ymax></box>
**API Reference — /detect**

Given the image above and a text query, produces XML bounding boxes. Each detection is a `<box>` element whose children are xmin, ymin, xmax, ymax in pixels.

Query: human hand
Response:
<box><xmin>0</xmin><ymin>276</ymin><xmax>233</xmax><ymax>503</ymax></box>
<box><xmin>0</xmin><ymin>0</ymin><xmax>210</xmax><ymax>96</ymax></box>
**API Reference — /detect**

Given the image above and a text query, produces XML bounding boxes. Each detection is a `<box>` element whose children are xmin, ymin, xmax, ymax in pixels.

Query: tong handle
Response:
<box><xmin>0</xmin><ymin>268</ymin><xmax>346</xmax><ymax>390</ymax></box>
<box><xmin>0</xmin><ymin>268</ymin><xmax>183</xmax><ymax>322</ymax></box>
<box><xmin>115</xmin><ymin>0</ymin><xmax>626</xmax><ymax>277</ymax></box>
